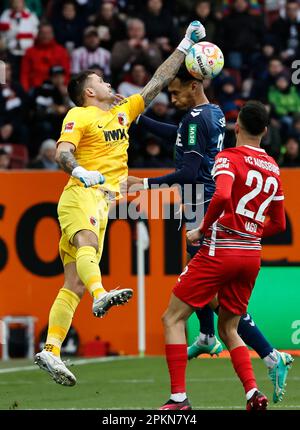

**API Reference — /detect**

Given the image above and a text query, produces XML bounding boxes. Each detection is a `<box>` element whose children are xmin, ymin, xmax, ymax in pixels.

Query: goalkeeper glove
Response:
<box><xmin>72</xmin><ymin>166</ymin><xmax>105</xmax><ymax>188</ymax></box>
<box><xmin>177</xmin><ymin>20</ymin><xmax>206</xmax><ymax>55</ymax></box>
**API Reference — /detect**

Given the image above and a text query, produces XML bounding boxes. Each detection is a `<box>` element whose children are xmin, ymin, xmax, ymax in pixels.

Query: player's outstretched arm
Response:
<box><xmin>56</xmin><ymin>141</ymin><xmax>105</xmax><ymax>187</ymax></box>
<box><xmin>140</xmin><ymin>21</ymin><xmax>205</xmax><ymax>107</ymax></box>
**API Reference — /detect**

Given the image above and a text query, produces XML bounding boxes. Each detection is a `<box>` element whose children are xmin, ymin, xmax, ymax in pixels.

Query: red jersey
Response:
<box><xmin>202</xmin><ymin>145</ymin><xmax>284</xmax><ymax>256</ymax></box>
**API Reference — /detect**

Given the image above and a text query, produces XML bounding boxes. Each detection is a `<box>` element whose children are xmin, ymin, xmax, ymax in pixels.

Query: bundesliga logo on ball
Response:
<box><xmin>185</xmin><ymin>41</ymin><xmax>224</xmax><ymax>80</ymax></box>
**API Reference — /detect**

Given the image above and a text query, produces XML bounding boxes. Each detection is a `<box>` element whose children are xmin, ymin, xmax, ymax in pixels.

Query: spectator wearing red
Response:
<box><xmin>0</xmin><ymin>0</ymin><xmax>39</xmax><ymax>57</ymax></box>
<box><xmin>20</xmin><ymin>22</ymin><xmax>70</xmax><ymax>92</ymax></box>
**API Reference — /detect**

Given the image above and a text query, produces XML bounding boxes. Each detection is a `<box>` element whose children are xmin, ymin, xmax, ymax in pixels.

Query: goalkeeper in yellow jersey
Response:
<box><xmin>34</xmin><ymin>20</ymin><xmax>206</xmax><ymax>386</ymax></box>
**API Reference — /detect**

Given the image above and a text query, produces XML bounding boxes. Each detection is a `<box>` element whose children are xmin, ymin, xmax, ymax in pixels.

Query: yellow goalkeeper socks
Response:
<box><xmin>45</xmin><ymin>288</ymin><xmax>80</xmax><ymax>357</ymax></box>
<box><xmin>76</xmin><ymin>246</ymin><xmax>106</xmax><ymax>299</ymax></box>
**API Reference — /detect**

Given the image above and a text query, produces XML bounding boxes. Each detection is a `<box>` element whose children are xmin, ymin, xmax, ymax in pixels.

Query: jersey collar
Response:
<box><xmin>243</xmin><ymin>145</ymin><xmax>266</xmax><ymax>153</ymax></box>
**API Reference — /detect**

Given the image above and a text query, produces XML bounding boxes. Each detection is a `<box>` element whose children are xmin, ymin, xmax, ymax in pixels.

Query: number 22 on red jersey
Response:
<box><xmin>211</xmin><ymin>146</ymin><xmax>284</xmax><ymax>237</ymax></box>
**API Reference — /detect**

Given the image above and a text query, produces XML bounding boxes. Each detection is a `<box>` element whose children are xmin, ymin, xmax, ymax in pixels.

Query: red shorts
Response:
<box><xmin>173</xmin><ymin>251</ymin><xmax>261</xmax><ymax>315</ymax></box>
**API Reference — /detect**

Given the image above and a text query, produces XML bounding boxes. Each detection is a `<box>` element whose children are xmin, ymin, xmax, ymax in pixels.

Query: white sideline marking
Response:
<box><xmin>0</xmin><ymin>356</ymin><xmax>139</xmax><ymax>374</ymax></box>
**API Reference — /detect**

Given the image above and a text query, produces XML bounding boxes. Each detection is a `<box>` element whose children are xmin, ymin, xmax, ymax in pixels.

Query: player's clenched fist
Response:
<box><xmin>186</xmin><ymin>227</ymin><xmax>204</xmax><ymax>247</ymax></box>
<box><xmin>177</xmin><ymin>20</ymin><xmax>206</xmax><ymax>55</ymax></box>
<box><xmin>185</xmin><ymin>20</ymin><xmax>206</xmax><ymax>43</ymax></box>
<box><xmin>72</xmin><ymin>166</ymin><xmax>105</xmax><ymax>188</ymax></box>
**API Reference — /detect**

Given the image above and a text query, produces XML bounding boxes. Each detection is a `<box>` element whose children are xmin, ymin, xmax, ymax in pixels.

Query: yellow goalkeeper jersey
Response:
<box><xmin>57</xmin><ymin>93</ymin><xmax>145</xmax><ymax>194</ymax></box>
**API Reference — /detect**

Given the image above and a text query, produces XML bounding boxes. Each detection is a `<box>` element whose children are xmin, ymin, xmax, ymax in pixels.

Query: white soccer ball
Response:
<box><xmin>185</xmin><ymin>41</ymin><xmax>224</xmax><ymax>80</ymax></box>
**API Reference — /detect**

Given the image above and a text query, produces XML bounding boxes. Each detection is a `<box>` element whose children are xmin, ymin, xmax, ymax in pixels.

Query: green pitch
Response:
<box><xmin>0</xmin><ymin>356</ymin><xmax>299</xmax><ymax>410</ymax></box>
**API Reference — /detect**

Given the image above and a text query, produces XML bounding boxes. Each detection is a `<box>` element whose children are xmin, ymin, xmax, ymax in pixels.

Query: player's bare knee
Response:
<box><xmin>218</xmin><ymin>323</ymin><xmax>236</xmax><ymax>344</ymax></box>
<box><xmin>161</xmin><ymin>310</ymin><xmax>169</xmax><ymax>327</ymax></box>
<box><xmin>63</xmin><ymin>281</ymin><xmax>85</xmax><ymax>299</ymax></box>
<box><xmin>162</xmin><ymin>310</ymin><xmax>184</xmax><ymax>329</ymax></box>
<box><xmin>73</xmin><ymin>229</ymin><xmax>98</xmax><ymax>252</ymax></box>
<box><xmin>217</xmin><ymin>321</ymin><xmax>228</xmax><ymax>342</ymax></box>
<box><xmin>72</xmin><ymin>282</ymin><xmax>86</xmax><ymax>299</ymax></box>
<box><xmin>162</xmin><ymin>310</ymin><xmax>175</xmax><ymax>328</ymax></box>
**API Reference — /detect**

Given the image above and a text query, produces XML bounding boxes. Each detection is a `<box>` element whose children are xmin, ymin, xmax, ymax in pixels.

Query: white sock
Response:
<box><xmin>263</xmin><ymin>349</ymin><xmax>279</xmax><ymax>369</ymax></box>
<box><xmin>170</xmin><ymin>393</ymin><xmax>187</xmax><ymax>402</ymax></box>
<box><xmin>246</xmin><ymin>388</ymin><xmax>257</xmax><ymax>401</ymax></box>
<box><xmin>198</xmin><ymin>333</ymin><xmax>216</xmax><ymax>346</ymax></box>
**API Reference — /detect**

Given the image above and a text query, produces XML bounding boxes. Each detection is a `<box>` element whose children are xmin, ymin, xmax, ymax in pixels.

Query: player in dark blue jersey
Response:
<box><xmin>126</xmin><ymin>65</ymin><xmax>293</xmax><ymax>405</ymax></box>
<box><xmin>131</xmin><ymin>66</ymin><xmax>225</xmax><ymax>356</ymax></box>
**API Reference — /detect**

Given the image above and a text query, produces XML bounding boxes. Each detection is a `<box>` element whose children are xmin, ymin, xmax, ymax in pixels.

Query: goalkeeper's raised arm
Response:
<box><xmin>140</xmin><ymin>20</ymin><xmax>206</xmax><ymax>107</ymax></box>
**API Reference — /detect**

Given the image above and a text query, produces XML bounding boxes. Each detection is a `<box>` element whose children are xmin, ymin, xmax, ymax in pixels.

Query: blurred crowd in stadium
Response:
<box><xmin>0</xmin><ymin>0</ymin><xmax>300</xmax><ymax>170</ymax></box>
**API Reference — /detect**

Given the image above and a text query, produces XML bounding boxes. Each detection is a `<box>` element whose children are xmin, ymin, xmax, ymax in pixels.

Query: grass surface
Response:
<box><xmin>0</xmin><ymin>356</ymin><xmax>299</xmax><ymax>410</ymax></box>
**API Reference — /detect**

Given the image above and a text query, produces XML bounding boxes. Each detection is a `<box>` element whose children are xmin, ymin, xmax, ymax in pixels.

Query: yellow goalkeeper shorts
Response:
<box><xmin>58</xmin><ymin>186</ymin><xmax>109</xmax><ymax>266</ymax></box>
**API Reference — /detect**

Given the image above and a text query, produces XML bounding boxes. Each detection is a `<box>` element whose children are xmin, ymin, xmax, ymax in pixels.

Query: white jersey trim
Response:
<box><xmin>208</xmin><ymin>221</ymin><xmax>218</xmax><ymax>257</ymax></box>
<box><xmin>272</xmin><ymin>195</ymin><xmax>284</xmax><ymax>201</ymax></box>
<box><xmin>184</xmin><ymin>150</ymin><xmax>204</xmax><ymax>158</ymax></box>
<box><xmin>213</xmin><ymin>170</ymin><xmax>235</xmax><ymax>179</ymax></box>
<box><xmin>243</xmin><ymin>145</ymin><xmax>266</xmax><ymax>153</ymax></box>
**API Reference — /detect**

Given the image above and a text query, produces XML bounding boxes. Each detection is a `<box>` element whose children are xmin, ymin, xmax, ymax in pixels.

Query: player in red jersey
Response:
<box><xmin>159</xmin><ymin>101</ymin><xmax>286</xmax><ymax>411</ymax></box>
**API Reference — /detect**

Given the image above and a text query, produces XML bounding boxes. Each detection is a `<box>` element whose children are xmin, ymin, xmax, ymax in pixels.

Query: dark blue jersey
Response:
<box><xmin>138</xmin><ymin>104</ymin><xmax>226</xmax><ymax>248</ymax></box>
<box><xmin>175</xmin><ymin>103</ymin><xmax>226</xmax><ymax>200</ymax></box>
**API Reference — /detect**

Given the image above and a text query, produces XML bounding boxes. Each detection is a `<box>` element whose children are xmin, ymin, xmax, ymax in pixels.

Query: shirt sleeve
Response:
<box><xmin>272</xmin><ymin>175</ymin><xmax>284</xmax><ymax>201</ymax></box>
<box><xmin>126</xmin><ymin>94</ymin><xmax>145</xmax><ymax>124</ymax></box>
<box><xmin>148</xmin><ymin>152</ymin><xmax>202</xmax><ymax>187</ymax></box>
<box><xmin>211</xmin><ymin>152</ymin><xmax>236</xmax><ymax>181</ymax></box>
<box><xmin>57</xmin><ymin>108</ymin><xmax>87</xmax><ymax>149</ymax></box>
<box><xmin>138</xmin><ymin>115</ymin><xmax>178</xmax><ymax>140</ymax></box>
<box><xmin>180</xmin><ymin>114</ymin><xmax>208</xmax><ymax>157</ymax></box>
<box><xmin>263</xmin><ymin>199</ymin><xmax>286</xmax><ymax>237</ymax></box>
<box><xmin>201</xmin><ymin>173</ymin><xmax>234</xmax><ymax>233</ymax></box>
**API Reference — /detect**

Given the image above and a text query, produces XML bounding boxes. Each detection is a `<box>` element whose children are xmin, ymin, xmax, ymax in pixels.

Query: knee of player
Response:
<box><xmin>67</xmin><ymin>281</ymin><xmax>85</xmax><ymax>299</ymax></box>
<box><xmin>161</xmin><ymin>310</ymin><xmax>172</xmax><ymax>328</ymax></box>
<box><xmin>73</xmin><ymin>230</ymin><xmax>99</xmax><ymax>252</ymax></box>
<box><xmin>161</xmin><ymin>310</ymin><xmax>183</xmax><ymax>329</ymax></box>
<box><xmin>217</xmin><ymin>322</ymin><xmax>235</xmax><ymax>343</ymax></box>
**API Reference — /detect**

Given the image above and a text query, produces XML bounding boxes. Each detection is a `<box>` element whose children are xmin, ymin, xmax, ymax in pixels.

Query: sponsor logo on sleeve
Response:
<box><xmin>215</xmin><ymin>157</ymin><xmax>229</xmax><ymax>169</ymax></box>
<box><xmin>64</xmin><ymin>121</ymin><xmax>75</xmax><ymax>132</ymax></box>
<box><xmin>188</xmin><ymin>123</ymin><xmax>197</xmax><ymax>146</ymax></box>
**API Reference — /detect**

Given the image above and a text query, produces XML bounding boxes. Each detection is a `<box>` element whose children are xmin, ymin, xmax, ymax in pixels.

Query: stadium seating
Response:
<box><xmin>0</xmin><ymin>143</ymin><xmax>29</xmax><ymax>169</ymax></box>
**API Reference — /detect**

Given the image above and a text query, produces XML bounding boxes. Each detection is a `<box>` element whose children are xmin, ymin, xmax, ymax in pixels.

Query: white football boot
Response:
<box><xmin>92</xmin><ymin>288</ymin><xmax>133</xmax><ymax>317</ymax></box>
<box><xmin>34</xmin><ymin>350</ymin><xmax>76</xmax><ymax>386</ymax></box>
